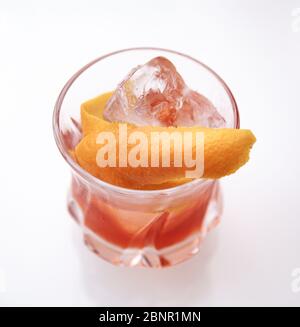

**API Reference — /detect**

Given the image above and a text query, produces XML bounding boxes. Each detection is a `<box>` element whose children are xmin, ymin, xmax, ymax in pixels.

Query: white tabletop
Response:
<box><xmin>0</xmin><ymin>0</ymin><xmax>300</xmax><ymax>306</ymax></box>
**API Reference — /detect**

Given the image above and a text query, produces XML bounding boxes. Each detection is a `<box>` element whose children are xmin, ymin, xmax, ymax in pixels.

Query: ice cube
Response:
<box><xmin>103</xmin><ymin>56</ymin><xmax>225</xmax><ymax>127</ymax></box>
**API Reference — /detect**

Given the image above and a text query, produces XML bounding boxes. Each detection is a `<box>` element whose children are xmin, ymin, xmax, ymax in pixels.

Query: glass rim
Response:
<box><xmin>53</xmin><ymin>47</ymin><xmax>240</xmax><ymax>195</ymax></box>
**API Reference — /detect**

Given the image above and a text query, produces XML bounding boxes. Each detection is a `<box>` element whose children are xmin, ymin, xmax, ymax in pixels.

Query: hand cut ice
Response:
<box><xmin>103</xmin><ymin>56</ymin><xmax>225</xmax><ymax>127</ymax></box>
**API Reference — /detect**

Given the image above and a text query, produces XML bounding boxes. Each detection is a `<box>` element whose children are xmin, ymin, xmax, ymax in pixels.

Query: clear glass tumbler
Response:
<box><xmin>53</xmin><ymin>48</ymin><xmax>239</xmax><ymax>267</ymax></box>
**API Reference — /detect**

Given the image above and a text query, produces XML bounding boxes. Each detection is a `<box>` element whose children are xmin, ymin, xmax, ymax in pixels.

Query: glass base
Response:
<box><xmin>67</xmin><ymin>182</ymin><xmax>222</xmax><ymax>268</ymax></box>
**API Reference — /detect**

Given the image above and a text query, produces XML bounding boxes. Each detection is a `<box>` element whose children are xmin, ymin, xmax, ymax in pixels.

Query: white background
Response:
<box><xmin>0</xmin><ymin>0</ymin><xmax>300</xmax><ymax>306</ymax></box>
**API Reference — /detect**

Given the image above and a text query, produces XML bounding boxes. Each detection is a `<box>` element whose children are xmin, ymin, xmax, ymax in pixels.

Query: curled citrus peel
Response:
<box><xmin>76</xmin><ymin>92</ymin><xmax>256</xmax><ymax>190</ymax></box>
<box><xmin>81</xmin><ymin>92</ymin><xmax>118</xmax><ymax>135</ymax></box>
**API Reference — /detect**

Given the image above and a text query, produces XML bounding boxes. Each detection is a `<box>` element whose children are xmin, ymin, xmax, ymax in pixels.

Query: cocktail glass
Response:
<box><xmin>53</xmin><ymin>48</ymin><xmax>239</xmax><ymax>267</ymax></box>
